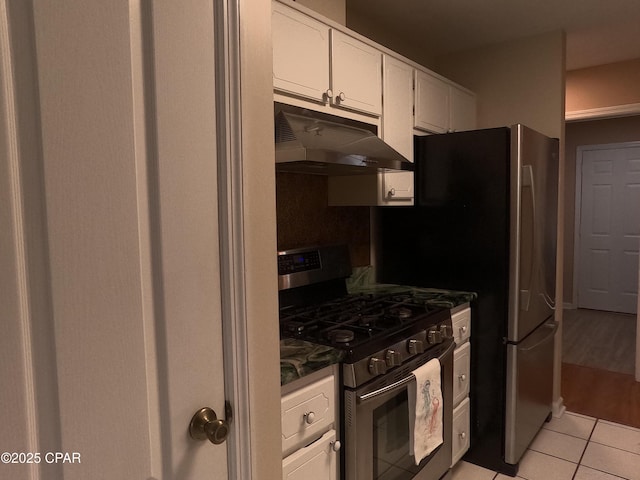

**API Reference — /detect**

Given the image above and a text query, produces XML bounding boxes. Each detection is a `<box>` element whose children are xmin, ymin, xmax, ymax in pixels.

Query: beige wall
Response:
<box><xmin>345</xmin><ymin>7</ymin><xmax>436</xmax><ymax>68</ymax></box>
<box><xmin>563</xmin><ymin>116</ymin><xmax>640</xmax><ymax>302</ymax></box>
<box><xmin>434</xmin><ymin>31</ymin><xmax>566</xmax><ymax>139</ymax></box>
<box><xmin>240</xmin><ymin>0</ymin><xmax>282</xmax><ymax>477</ymax></box>
<box><xmin>566</xmin><ymin>58</ymin><xmax>640</xmax><ymax>112</ymax></box>
<box><xmin>295</xmin><ymin>0</ymin><xmax>346</xmax><ymax>25</ymax></box>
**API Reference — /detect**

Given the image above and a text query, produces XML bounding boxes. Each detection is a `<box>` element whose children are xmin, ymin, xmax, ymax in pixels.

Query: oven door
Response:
<box><xmin>344</xmin><ymin>340</ymin><xmax>454</xmax><ymax>480</ymax></box>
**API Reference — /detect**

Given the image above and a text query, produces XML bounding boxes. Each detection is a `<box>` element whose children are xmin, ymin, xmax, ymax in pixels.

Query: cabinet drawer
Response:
<box><xmin>452</xmin><ymin>307</ymin><xmax>471</xmax><ymax>345</ymax></box>
<box><xmin>453</xmin><ymin>341</ymin><xmax>470</xmax><ymax>407</ymax></box>
<box><xmin>281</xmin><ymin>375</ymin><xmax>335</xmax><ymax>456</ymax></box>
<box><xmin>451</xmin><ymin>397</ymin><xmax>470</xmax><ymax>466</ymax></box>
<box><xmin>283</xmin><ymin>429</ymin><xmax>338</xmax><ymax>480</ymax></box>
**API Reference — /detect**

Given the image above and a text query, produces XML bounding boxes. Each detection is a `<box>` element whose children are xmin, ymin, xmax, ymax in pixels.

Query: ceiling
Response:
<box><xmin>346</xmin><ymin>0</ymin><xmax>640</xmax><ymax>70</ymax></box>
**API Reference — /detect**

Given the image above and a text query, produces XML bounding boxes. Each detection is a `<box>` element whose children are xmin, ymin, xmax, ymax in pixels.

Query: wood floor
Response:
<box><xmin>562</xmin><ymin>362</ymin><xmax>640</xmax><ymax>429</ymax></box>
<box><xmin>561</xmin><ymin>308</ymin><xmax>640</xmax><ymax>429</ymax></box>
<box><xmin>562</xmin><ymin>308</ymin><xmax>636</xmax><ymax>375</ymax></box>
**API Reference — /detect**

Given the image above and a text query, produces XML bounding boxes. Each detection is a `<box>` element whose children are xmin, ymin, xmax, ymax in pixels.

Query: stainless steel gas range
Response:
<box><xmin>278</xmin><ymin>245</ymin><xmax>454</xmax><ymax>480</ymax></box>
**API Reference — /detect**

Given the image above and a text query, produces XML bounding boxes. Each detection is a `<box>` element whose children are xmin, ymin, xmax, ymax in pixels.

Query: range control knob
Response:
<box><xmin>407</xmin><ymin>339</ymin><xmax>424</xmax><ymax>355</ymax></box>
<box><xmin>427</xmin><ymin>329</ymin><xmax>443</xmax><ymax>344</ymax></box>
<box><xmin>369</xmin><ymin>357</ymin><xmax>388</xmax><ymax>375</ymax></box>
<box><xmin>385</xmin><ymin>349</ymin><xmax>402</xmax><ymax>367</ymax></box>
<box><xmin>439</xmin><ymin>324</ymin><xmax>453</xmax><ymax>339</ymax></box>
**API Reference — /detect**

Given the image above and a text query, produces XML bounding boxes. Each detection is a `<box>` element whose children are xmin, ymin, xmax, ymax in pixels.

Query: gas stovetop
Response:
<box><xmin>277</xmin><ymin>245</ymin><xmax>453</xmax><ymax>387</ymax></box>
<box><xmin>279</xmin><ymin>290</ymin><xmax>449</xmax><ymax>360</ymax></box>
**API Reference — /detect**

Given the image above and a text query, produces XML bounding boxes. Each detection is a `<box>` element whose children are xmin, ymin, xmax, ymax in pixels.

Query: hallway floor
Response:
<box><xmin>562</xmin><ymin>308</ymin><xmax>636</xmax><ymax>375</ymax></box>
<box><xmin>452</xmin><ymin>411</ymin><xmax>640</xmax><ymax>480</ymax></box>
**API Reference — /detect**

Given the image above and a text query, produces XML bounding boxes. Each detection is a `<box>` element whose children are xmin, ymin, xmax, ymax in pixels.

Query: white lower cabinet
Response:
<box><xmin>451</xmin><ymin>306</ymin><xmax>472</xmax><ymax>467</ymax></box>
<box><xmin>282</xmin><ymin>429</ymin><xmax>339</xmax><ymax>480</ymax></box>
<box><xmin>452</xmin><ymin>397</ymin><xmax>471</xmax><ymax>466</ymax></box>
<box><xmin>452</xmin><ymin>341</ymin><xmax>470</xmax><ymax>407</ymax></box>
<box><xmin>281</xmin><ymin>367</ymin><xmax>340</xmax><ymax>479</ymax></box>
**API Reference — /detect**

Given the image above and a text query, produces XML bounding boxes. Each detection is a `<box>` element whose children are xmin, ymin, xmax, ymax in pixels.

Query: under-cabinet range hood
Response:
<box><xmin>274</xmin><ymin>104</ymin><xmax>413</xmax><ymax>176</ymax></box>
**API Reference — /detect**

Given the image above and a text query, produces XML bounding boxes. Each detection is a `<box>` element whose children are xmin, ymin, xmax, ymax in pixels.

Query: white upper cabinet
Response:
<box><xmin>330</xmin><ymin>30</ymin><xmax>382</xmax><ymax>116</ymax></box>
<box><xmin>272</xmin><ymin>2</ymin><xmax>382</xmax><ymax>116</ymax></box>
<box><xmin>450</xmin><ymin>86</ymin><xmax>477</xmax><ymax>132</ymax></box>
<box><xmin>380</xmin><ymin>55</ymin><xmax>414</xmax><ymax>204</ymax></box>
<box><xmin>415</xmin><ymin>70</ymin><xmax>477</xmax><ymax>133</ymax></box>
<box><xmin>272</xmin><ymin>2</ymin><xmax>331</xmax><ymax>104</ymax></box>
<box><xmin>414</xmin><ymin>70</ymin><xmax>450</xmax><ymax>133</ymax></box>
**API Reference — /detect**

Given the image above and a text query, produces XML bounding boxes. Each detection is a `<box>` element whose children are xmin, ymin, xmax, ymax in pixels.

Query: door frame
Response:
<box><xmin>573</xmin><ymin>141</ymin><xmax>640</xmax><ymax>381</ymax></box>
<box><xmin>0</xmin><ymin>0</ymin><xmax>279</xmax><ymax>477</ymax></box>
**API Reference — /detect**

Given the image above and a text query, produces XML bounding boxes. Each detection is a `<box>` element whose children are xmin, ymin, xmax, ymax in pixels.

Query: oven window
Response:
<box><xmin>372</xmin><ymin>390</ymin><xmax>420</xmax><ymax>479</ymax></box>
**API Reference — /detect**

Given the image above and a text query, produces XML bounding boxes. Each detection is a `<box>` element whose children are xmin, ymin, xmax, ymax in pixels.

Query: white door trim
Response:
<box><xmin>0</xmin><ymin>0</ymin><xmax>39</xmax><ymax>473</ymax></box>
<box><xmin>573</xmin><ymin>141</ymin><xmax>640</xmax><ymax>380</ymax></box>
<box><xmin>215</xmin><ymin>0</ymin><xmax>254</xmax><ymax>477</ymax></box>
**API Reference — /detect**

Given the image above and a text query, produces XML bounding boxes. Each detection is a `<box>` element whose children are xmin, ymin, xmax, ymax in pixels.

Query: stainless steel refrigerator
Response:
<box><xmin>374</xmin><ymin>124</ymin><xmax>559</xmax><ymax>476</ymax></box>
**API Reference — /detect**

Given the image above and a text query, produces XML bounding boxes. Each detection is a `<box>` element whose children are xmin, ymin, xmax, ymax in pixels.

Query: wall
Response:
<box><xmin>345</xmin><ymin>7</ymin><xmax>436</xmax><ymax>69</ymax></box>
<box><xmin>240</xmin><ymin>0</ymin><xmax>283</xmax><ymax>477</ymax></box>
<box><xmin>276</xmin><ymin>173</ymin><xmax>371</xmax><ymax>266</ymax></box>
<box><xmin>293</xmin><ymin>0</ymin><xmax>345</xmax><ymax>25</ymax></box>
<box><xmin>563</xmin><ymin>116</ymin><xmax>640</xmax><ymax>302</ymax></box>
<box><xmin>435</xmin><ymin>31</ymin><xmax>565</xmax><ymax>139</ymax></box>
<box><xmin>566</xmin><ymin>59</ymin><xmax>640</xmax><ymax>112</ymax></box>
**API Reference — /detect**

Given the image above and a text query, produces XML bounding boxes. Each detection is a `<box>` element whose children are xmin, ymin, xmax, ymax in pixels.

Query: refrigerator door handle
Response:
<box><xmin>520</xmin><ymin>164</ymin><xmax>536</xmax><ymax>312</ymax></box>
<box><xmin>518</xmin><ymin>321</ymin><xmax>558</xmax><ymax>352</ymax></box>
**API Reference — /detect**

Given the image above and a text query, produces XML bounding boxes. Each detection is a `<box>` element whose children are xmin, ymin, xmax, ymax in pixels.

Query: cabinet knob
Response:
<box><xmin>459</xmin><ymin>374</ymin><xmax>467</xmax><ymax>382</ymax></box>
<box><xmin>337</xmin><ymin>91</ymin><xmax>346</xmax><ymax>101</ymax></box>
<box><xmin>324</xmin><ymin>89</ymin><xmax>333</xmax><ymax>101</ymax></box>
<box><xmin>330</xmin><ymin>440</ymin><xmax>341</xmax><ymax>452</ymax></box>
<box><xmin>459</xmin><ymin>431</ymin><xmax>467</xmax><ymax>440</ymax></box>
<box><xmin>388</xmin><ymin>188</ymin><xmax>396</xmax><ymax>198</ymax></box>
<box><xmin>460</xmin><ymin>325</ymin><xmax>467</xmax><ymax>334</ymax></box>
<box><xmin>304</xmin><ymin>411</ymin><xmax>316</xmax><ymax>424</ymax></box>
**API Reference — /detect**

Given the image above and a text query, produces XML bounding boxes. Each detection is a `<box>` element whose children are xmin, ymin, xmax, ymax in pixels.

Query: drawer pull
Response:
<box><xmin>458</xmin><ymin>374</ymin><xmax>467</xmax><ymax>382</ymax></box>
<box><xmin>459</xmin><ymin>431</ymin><xmax>466</xmax><ymax>440</ymax></box>
<box><xmin>330</xmin><ymin>440</ymin><xmax>341</xmax><ymax>452</ymax></box>
<box><xmin>304</xmin><ymin>411</ymin><xmax>316</xmax><ymax>424</ymax></box>
<box><xmin>459</xmin><ymin>325</ymin><xmax>467</xmax><ymax>335</ymax></box>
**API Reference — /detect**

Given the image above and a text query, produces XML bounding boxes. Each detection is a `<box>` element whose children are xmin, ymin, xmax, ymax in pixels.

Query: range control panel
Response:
<box><xmin>277</xmin><ymin>250</ymin><xmax>321</xmax><ymax>275</ymax></box>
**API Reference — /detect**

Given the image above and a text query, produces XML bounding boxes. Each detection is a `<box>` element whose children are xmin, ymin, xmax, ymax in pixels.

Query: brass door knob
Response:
<box><xmin>189</xmin><ymin>406</ymin><xmax>231</xmax><ymax>445</ymax></box>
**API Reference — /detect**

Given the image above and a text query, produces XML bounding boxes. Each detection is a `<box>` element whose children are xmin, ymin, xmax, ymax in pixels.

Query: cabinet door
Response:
<box><xmin>281</xmin><ymin>374</ymin><xmax>335</xmax><ymax>457</ymax></box>
<box><xmin>381</xmin><ymin>56</ymin><xmax>414</xmax><ymax>203</ymax></box>
<box><xmin>272</xmin><ymin>2</ymin><xmax>330</xmax><ymax>103</ymax></box>
<box><xmin>414</xmin><ymin>70</ymin><xmax>449</xmax><ymax>133</ymax></box>
<box><xmin>452</xmin><ymin>341</ymin><xmax>471</xmax><ymax>407</ymax></box>
<box><xmin>450</xmin><ymin>87</ymin><xmax>476</xmax><ymax>132</ymax></box>
<box><xmin>330</xmin><ymin>30</ymin><xmax>382</xmax><ymax>116</ymax></box>
<box><xmin>282</xmin><ymin>430</ymin><xmax>338</xmax><ymax>480</ymax></box>
<box><xmin>451</xmin><ymin>398</ymin><xmax>470</xmax><ymax>466</ymax></box>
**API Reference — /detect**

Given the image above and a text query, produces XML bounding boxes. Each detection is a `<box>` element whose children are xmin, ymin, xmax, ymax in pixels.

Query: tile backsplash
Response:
<box><xmin>276</xmin><ymin>172</ymin><xmax>370</xmax><ymax>266</ymax></box>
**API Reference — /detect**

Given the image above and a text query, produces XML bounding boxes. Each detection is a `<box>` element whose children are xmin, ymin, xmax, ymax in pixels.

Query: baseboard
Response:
<box><xmin>552</xmin><ymin>397</ymin><xmax>566</xmax><ymax>418</ymax></box>
<box><xmin>563</xmin><ymin>302</ymin><xmax>576</xmax><ymax>310</ymax></box>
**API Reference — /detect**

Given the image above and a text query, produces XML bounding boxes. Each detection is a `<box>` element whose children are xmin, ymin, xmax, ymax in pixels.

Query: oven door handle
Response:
<box><xmin>356</xmin><ymin>341</ymin><xmax>455</xmax><ymax>405</ymax></box>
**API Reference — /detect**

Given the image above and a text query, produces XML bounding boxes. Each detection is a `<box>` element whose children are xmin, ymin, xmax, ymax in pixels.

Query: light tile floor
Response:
<box><xmin>451</xmin><ymin>411</ymin><xmax>640</xmax><ymax>480</ymax></box>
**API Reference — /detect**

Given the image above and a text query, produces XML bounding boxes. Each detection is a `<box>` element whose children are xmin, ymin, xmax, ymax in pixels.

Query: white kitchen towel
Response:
<box><xmin>408</xmin><ymin>358</ymin><xmax>443</xmax><ymax>465</ymax></box>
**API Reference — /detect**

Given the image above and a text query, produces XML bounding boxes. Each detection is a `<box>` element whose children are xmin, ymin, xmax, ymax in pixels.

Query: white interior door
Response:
<box><xmin>577</xmin><ymin>143</ymin><xmax>640</xmax><ymax>314</ymax></box>
<box><xmin>0</xmin><ymin>1</ymin><xmax>229</xmax><ymax>479</ymax></box>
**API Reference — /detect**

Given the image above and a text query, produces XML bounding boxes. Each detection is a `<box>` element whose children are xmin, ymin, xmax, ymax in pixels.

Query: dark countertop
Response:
<box><xmin>280</xmin><ymin>338</ymin><xmax>344</xmax><ymax>386</ymax></box>
<box><xmin>280</xmin><ymin>266</ymin><xmax>477</xmax><ymax>386</ymax></box>
<box><xmin>346</xmin><ymin>265</ymin><xmax>477</xmax><ymax>308</ymax></box>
